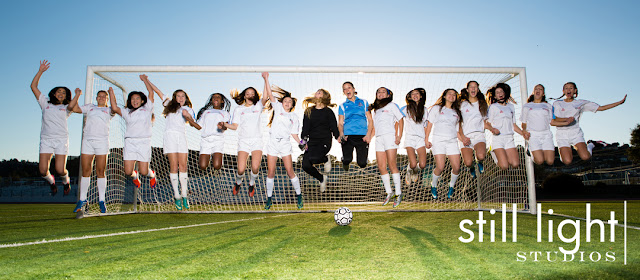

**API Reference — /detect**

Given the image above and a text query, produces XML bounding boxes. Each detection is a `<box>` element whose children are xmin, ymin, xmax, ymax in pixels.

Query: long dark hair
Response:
<box><xmin>459</xmin><ymin>81</ymin><xmax>488</xmax><ymax>117</ymax></box>
<box><xmin>432</xmin><ymin>88</ymin><xmax>462</xmax><ymax>120</ymax></box>
<box><xmin>368</xmin><ymin>87</ymin><xmax>393</xmax><ymax>112</ymax></box>
<box><xmin>47</xmin><ymin>87</ymin><xmax>72</xmax><ymax>105</ymax></box>
<box><xmin>162</xmin><ymin>89</ymin><xmax>193</xmax><ymax>117</ymax></box>
<box><xmin>125</xmin><ymin>91</ymin><xmax>148</xmax><ymax>113</ymax></box>
<box><xmin>303</xmin><ymin>89</ymin><xmax>335</xmax><ymax>118</ymax></box>
<box><xmin>405</xmin><ymin>88</ymin><xmax>426</xmax><ymax>123</ymax></box>
<box><xmin>267</xmin><ymin>85</ymin><xmax>297</xmax><ymax>127</ymax></box>
<box><xmin>487</xmin><ymin>83</ymin><xmax>516</xmax><ymax>105</ymax></box>
<box><xmin>527</xmin><ymin>84</ymin><xmax>547</xmax><ymax>103</ymax></box>
<box><xmin>231</xmin><ymin>87</ymin><xmax>260</xmax><ymax>105</ymax></box>
<box><xmin>197</xmin><ymin>93</ymin><xmax>231</xmax><ymax>121</ymax></box>
<box><xmin>554</xmin><ymin>82</ymin><xmax>579</xmax><ymax>100</ymax></box>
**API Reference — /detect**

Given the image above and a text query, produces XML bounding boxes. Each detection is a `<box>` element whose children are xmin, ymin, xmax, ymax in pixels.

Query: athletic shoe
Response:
<box><xmin>320</xmin><ymin>175</ymin><xmax>327</xmax><ymax>192</ymax></box>
<box><xmin>149</xmin><ymin>177</ymin><xmax>157</xmax><ymax>188</ymax></box>
<box><xmin>470</xmin><ymin>166</ymin><xmax>477</xmax><ymax>179</ymax></box>
<box><xmin>393</xmin><ymin>193</ymin><xmax>404</xmax><ymax>208</ymax></box>
<box><xmin>477</xmin><ymin>162</ymin><xmax>485</xmax><ymax>174</ymax></box>
<box><xmin>248</xmin><ymin>184</ymin><xmax>255</xmax><ymax>197</ymax></box>
<box><xmin>63</xmin><ymin>183</ymin><xmax>71</xmax><ymax>196</ymax></box>
<box><xmin>431</xmin><ymin>187</ymin><xmax>437</xmax><ymax>199</ymax></box>
<box><xmin>49</xmin><ymin>183</ymin><xmax>57</xmax><ymax>196</ymax></box>
<box><xmin>132</xmin><ymin>177</ymin><xmax>141</xmax><ymax>188</ymax></box>
<box><xmin>73</xmin><ymin>200</ymin><xmax>86</xmax><ymax>213</ymax></box>
<box><xmin>296</xmin><ymin>194</ymin><xmax>304</xmax><ymax>209</ymax></box>
<box><xmin>183</xmin><ymin>197</ymin><xmax>190</xmax><ymax>210</ymax></box>
<box><xmin>343</xmin><ymin>163</ymin><xmax>350</xmax><ymax>172</ymax></box>
<box><xmin>265</xmin><ymin>197</ymin><xmax>272</xmax><ymax>210</ymax></box>
<box><xmin>411</xmin><ymin>168</ymin><xmax>420</xmax><ymax>183</ymax></box>
<box><xmin>382</xmin><ymin>193</ymin><xmax>393</xmax><ymax>206</ymax></box>
<box><xmin>526</xmin><ymin>143</ymin><xmax>531</xmax><ymax>157</ymax></box>
<box><xmin>405</xmin><ymin>168</ymin><xmax>413</xmax><ymax>185</ymax></box>
<box><xmin>447</xmin><ymin>187</ymin><xmax>454</xmax><ymax>199</ymax></box>
<box><xmin>233</xmin><ymin>182</ymin><xmax>241</xmax><ymax>195</ymax></box>
<box><xmin>99</xmin><ymin>201</ymin><xmax>107</xmax><ymax>213</ymax></box>
<box><xmin>324</xmin><ymin>160</ymin><xmax>332</xmax><ymax>173</ymax></box>
<box><xmin>174</xmin><ymin>198</ymin><xmax>183</xmax><ymax>210</ymax></box>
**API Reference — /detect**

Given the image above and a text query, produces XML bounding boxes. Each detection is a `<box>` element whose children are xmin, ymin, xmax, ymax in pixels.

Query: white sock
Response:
<box><xmin>42</xmin><ymin>173</ymin><xmax>55</xmax><ymax>185</ymax></box>
<box><xmin>266</xmin><ymin>177</ymin><xmax>274</xmax><ymax>197</ymax></box>
<box><xmin>431</xmin><ymin>173</ymin><xmax>440</xmax><ymax>189</ymax></box>
<box><xmin>131</xmin><ymin>170</ymin><xmax>139</xmax><ymax>180</ymax></box>
<box><xmin>97</xmin><ymin>177</ymin><xmax>107</xmax><ymax>202</ymax></box>
<box><xmin>148</xmin><ymin>169</ymin><xmax>156</xmax><ymax>178</ymax></box>
<box><xmin>62</xmin><ymin>173</ymin><xmax>70</xmax><ymax>185</ymax></box>
<box><xmin>236</xmin><ymin>172</ymin><xmax>244</xmax><ymax>185</ymax></box>
<box><xmin>450</xmin><ymin>172</ymin><xmax>459</xmax><ymax>188</ymax></box>
<box><xmin>290</xmin><ymin>176</ymin><xmax>301</xmax><ymax>195</ymax></box>
<box><xmin>179</xmin><ymin>172</ymin><xmax>189</xmax><ymax>198</ymax></box>
<box><xmin>381</xmin><ymin>174</ymin><xmax>392</xmax><ymax>194</ymax></box>
<box><xmin>250</xmin><ymin>171</ymin><xmax>259</xmax><ymax>186</ymax></box>
<box><xmin>392</xmin><ymin>173</ymin><xmax>401</xmax><ymax>195</ymax></box>
<box><xmin>170</xmin><ymin>173</ymin><xmax>180</xmax><ymax>199</ymax></box>
<box><xmin>587</xmin><ymin>142</ymin><xmax>595</xmax><ymax>155</ymax></box>
<box><xmin>80</xmin><ymin>177</ymin><xmax>90</xmax><ymax>201</ymax></box>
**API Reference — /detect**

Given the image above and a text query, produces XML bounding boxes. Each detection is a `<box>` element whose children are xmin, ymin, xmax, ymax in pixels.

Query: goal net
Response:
<box><xmin>79</xmin><ymin>66</ymin><xmax>536</xmax><ymax>216</ymax></box>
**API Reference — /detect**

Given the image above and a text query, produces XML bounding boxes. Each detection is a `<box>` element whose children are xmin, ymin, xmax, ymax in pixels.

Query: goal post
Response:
<box><xmin>80</xmin><ymin>66</ymin><xmax>536</xmax><ymax>216</ymax></box>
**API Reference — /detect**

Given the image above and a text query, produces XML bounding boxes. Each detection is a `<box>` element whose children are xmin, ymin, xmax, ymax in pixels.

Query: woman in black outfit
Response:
<box><xmin>301</xmin><ymin>89</ymin><xmax>339</xmax><ymax>192</ymax></box>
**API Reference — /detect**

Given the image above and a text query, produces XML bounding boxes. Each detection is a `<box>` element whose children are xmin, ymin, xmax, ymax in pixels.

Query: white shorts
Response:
<box><xmin>404</xmin><ymin>134</ymin><xmax>425</xmax><ymax>150</ymax></box>
<box><xmin>375</xmin><ymin>134</ymin><xmax>399</xmax><ymax>152</ymax></box>
<box><xmin>40</xmin><ymin>137</ymin><xmax>69</xmax><ymax>155</ymax></box>
<box><xmin>491</xmin><ymin>134</ymin><xmax>516</xmax><ymax>150</ymax></box>
<box><xmin>266</xmin><ymin>137</ymin><xmax>293</xmax><ymax>157</ymax></box>
<box><xmin>556</xmin><ymin>128</ymin><xmax>585</xmax><ymax>148</ymax></box>
<box><xmin>238</xmin><ymin>137</ymin><xmax>263</xmax><ymax>153</ymax></box>
<box><xmin>431</xmin><ymin>136</ymin><xmax>460</xmax><ymax>155</ymax></box>
<box><xmin>123</xmin><ymin>138</ymin><xmax>152</xmax><ymax>162</ymax></box>
<box><xmin>528</xmin><ymin>130</ymin><xmax>555</xmax><ymax>152</ymax></box>
<box><xmin>163</xmin><ymin>131</ymin><xmax>188</xmax><ymax>154</ymax></box>
<box><xmin>200</xmin><ymin>135</ymin><xmax>224</xmax><ymax>155</ymax></box>
<box><xmin>458</xmin><ymin>131</ymin><xmax>486</xmax><ymax>149</ymax></box>
<box><xmin>81</xmin><ymin>138</ymin><xmax>109</xmax><ymax>155</ymax></box>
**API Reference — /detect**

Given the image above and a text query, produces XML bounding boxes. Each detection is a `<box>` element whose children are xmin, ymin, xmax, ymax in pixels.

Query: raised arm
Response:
<box><xmin>108</xmin><ymin>87</ymin><xmax>122</xmax><ymax>116</ymax></box>
<box><xmin>68</xmin><ymin>88</ymin><xmax>83</xmax><ymax>113</ymax></box>
<box><xmin>597</xmin><ymin>95</ymin><xmax>626</xmax><ymax>111</ymax></box>
<box><xmin>262</xmin><ymin>72</ymin><xmax>275</xmax><ymax>103</ymax></box>
<box><xmin>139</xmin><ymin>74</ymin><xmax>157</xmax><ymax>104</ymax></box>
<box><xmin>30</xmin><ymin>60</ymin><xmax>50</xmax><ymax>100</ymax></box>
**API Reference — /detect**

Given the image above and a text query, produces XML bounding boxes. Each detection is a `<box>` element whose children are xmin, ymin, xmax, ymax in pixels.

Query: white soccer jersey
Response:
<box><xmin>231</xmin><ymin>102</ymin><xmax>264</xmax><ymax>139</ymax></box>
<box><xmin>401</xmin><ymin>106</ymin><xmax>428</xmax><ymax>137</ymax></box>
<box><xmin>197</xmin><ymin>109</ymin><xmax>231</xmax><ymax>138</ymax></box>
<box><xmin>428</xmin><ymin>105</ymin><xmax>460</xmax><ymax>139</ymax></box>
<box><xmin>38</xmin><ymin>94</ymin><xmax>72</xmax><ymax>139</ymax></box>
<box><xmin>460</xmin><ymin>100</ymin><xmax>487</xmax><ymax>135</ymax></box>
<box><xmin>373</xmin><ymin>102</ymin><xmax>404</xmax><ymax>136</ymax></box>
<box><xmin>552</xmin><ymin>99</ymin><xmax>599</xmax><ymax>131</ymax></box>
<box><xmin>270</xmin><ymin>101</ymin><xmax>300</xmax><ymax>139</ymax></box>
<box><xmin>488</xmin><ymin>103</ymin><xmax>516</xmax><ymax>136</ymax></box>
<box><xmin>80</xmin><ymin>104</ymin><xmax>114</xmax><ymax>140</ymax></box>
<box><xmin>521</xmin><ymin>102</ymin><xmax>553</xmax><ymax>132</ymax></box>
<box><xmin>121</xmin><ymin>100</ymin><xmax>154</xmax><ymax>139</ymax></box>
<box><xmin>163</xmin><ymin>99</ymin><xmax>195</xmax><ymax>133</ymax></box>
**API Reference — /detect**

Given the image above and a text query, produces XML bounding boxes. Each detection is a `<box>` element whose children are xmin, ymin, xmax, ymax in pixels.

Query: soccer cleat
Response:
<box><xmin>526</xmin><ymin>143</ymin><xmax>531</xmax><ymax>157</ymax></box>
<box><xmin>99</xmin><ymin>201</ymin><xmax>107</xmax><ymax>213</ymax></box>
<box><xmin>174</xmin><ymin>198</ymin><xmax>183</xmax><ymax>210</ymax></box>
<box><xmin>405</xmin><ymin>168</ymin><xmax>412</xmax><ymax>185</ymax></box>
<box><xmin>431</xmin><ymin>187</ymin><xmax>438</xmax><ymax>199</ymax></box>
<box><xmin>320</xmin><ymin>175</ymin><xmax>327</xmax><ymax>193</ymax></box>
<box><xmin>73</xmin><ymin>200</ymin><xmax>86</xmax><ymax>213</ymax></box>
<box><xmin>470</xmin><ymin>166</ymin><xmax>477</xmax><ymax>179</ymax></box>
<box><xmin>63</xmin><ymin>183</ymin><xmax>71</xmax><ymax>196</ymax></box>
<box><xmin>477</xmin><ymin>162</ymin><xmax>485</xmax><ymax>174</ymax></box>
<box><xmin>393</xmin><ymin>193</ymin><xmax>404</xmax><ymax>208</ymax></box>
<box><xmin>265</xmin><ymin>197</ymin><xmax>273</xmax><ymax>210</ymax></box>
<box><xmin>342</xmin><ymin>163</ymin><xmax>350</xmax><ymax>172</ymax></box>
<box><xmin>132</xmin><ymin>177</ymin><xmax>141</xmax><ymax>188</ymax></box>
<box><xmin>233</xmin><ymin>182</ymin><xmax>241</xmax><ymax>195</ymax></box>
<box><xmin>382</xmin><ymin>193</ymin><xmax>393</xmax><ymax>206</ymax></box>
<box><xmin>183</xmin><ymin>197</ymin><xmax>190</xmax><ymax>210</ymax></box>
<box><xmin>324</xmin><ymin>160</ymin><xmax>332</xmax><ymax>173</ymax></box>
<box><xmin>296</xmin><ymin>194</ymin><xmax>304</xmax><ymax>209</ymax></box>
<box><xmin>49</xmin><ymin>183</ymin><xmax>57</xmax><ymax>196</ymax></box>
<box><xmin>248</xmin><ymin>184</ymin><xmax>255</xmax><ymax>197</ymax></box>
<box><xmin>149</xmin><ymin>177</ymin><xmax>157</xmax><ymax>188</ymax></box>
<box><xmin>447</xmin><ymin>187</ymin><xmax>454</xmax><ymax>199</ymax></box>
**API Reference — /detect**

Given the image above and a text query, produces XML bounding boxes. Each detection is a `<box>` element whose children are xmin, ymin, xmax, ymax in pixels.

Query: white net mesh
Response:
<box><xmin>80</xmin><ymin>67</ymin><xmax>533</xmax><ymax>215</ymax></box>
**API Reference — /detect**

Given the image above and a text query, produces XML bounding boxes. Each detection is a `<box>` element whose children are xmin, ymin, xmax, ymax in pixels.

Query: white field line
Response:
<box><xmin>0</xmin><ymin>214</ymin><xmax>294</xmax><ymax>248</ymax></box>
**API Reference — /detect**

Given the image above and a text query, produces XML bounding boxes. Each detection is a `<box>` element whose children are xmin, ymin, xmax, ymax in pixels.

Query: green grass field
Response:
<box><xmin>0</xmin><ymin>201</ymin><xmax>638</xmax><ymax>279</ymax></box>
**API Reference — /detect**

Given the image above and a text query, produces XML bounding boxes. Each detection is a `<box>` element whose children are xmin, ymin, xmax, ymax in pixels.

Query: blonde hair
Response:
<box><xmin>303</xmin><ymin>89</ymin><xmax>336</xmax><ymax>118</ymax></box>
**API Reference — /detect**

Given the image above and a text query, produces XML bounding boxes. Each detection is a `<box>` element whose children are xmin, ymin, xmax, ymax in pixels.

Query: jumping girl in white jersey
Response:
<box><xmin>552</xmin><ymin>82</ymin><xmax>626</xmax><ymax>165</ymax></box>
<box><xmin>370</xmin><ymin>87</ymin><xmax>405</xmax><ymax>207</ymax></box>
<box><xmin>109</xmin><ymin>75</ymin><xmax>157</xmax><ymax>189</ymax></box>
<box><xmin>224</xmin><ymin>83</ymin><xmax>268</xmax><ymax>197</ymax></box>
<box><xmin>262</xmin><ymin>72</ymin><xmax>304</xmax><ymax>210</ymax></box>
<box><xmin>401</xmin><ymin>88</ymin><xmax>428</xmax><ymax>185</ymax></box>
<box><xmin>425</xmin><ymin>89</ymin><xmax>462</xmax><ymax>200</ymax></box>
<box><xmin>144</xmin><ymin>78</ymin><xmax>198</xmax><ymax>210</ymax></box>
<box><xmin>72</xmin><ymin>88</ymin><xmax>115</xmax><ymax>213</ymax></box>
<box><xmin>195</xmin><ymin>93</ymin><xmax>231</xmax><ymax>171</ymax></box>
<box><xmin>458</xmin><ymin>81</ymin><xmax>488</xmax><ymax>178</ymax></box>
<box><xmin>486</xmin><ymin>83</ymin><xmax>525</xmax><ymax>170</ymax></box>
<box><xmin>30</xmin><ymin>60</ymin><xmax>81</xmax><ymax>196</ymax></box>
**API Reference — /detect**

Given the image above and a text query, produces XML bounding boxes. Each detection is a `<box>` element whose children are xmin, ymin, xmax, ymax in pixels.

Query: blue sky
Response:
<box><xmin>1</xmin><ymin>0</ymin><xmax>638</xmax><ymax>161</ymax></box>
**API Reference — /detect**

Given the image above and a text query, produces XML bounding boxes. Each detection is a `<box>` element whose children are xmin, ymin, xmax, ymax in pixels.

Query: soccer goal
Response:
<box><xmin>79</xmin><ymin>66</ymin><xmax>536</xmax><ymax>216</ymax></box>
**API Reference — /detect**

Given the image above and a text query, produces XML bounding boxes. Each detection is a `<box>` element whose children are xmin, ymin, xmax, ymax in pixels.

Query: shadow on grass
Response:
<box><xmin>328</xmin><ymin>226</ymin><xmax>351</xmax><ymax>237</ymax></box>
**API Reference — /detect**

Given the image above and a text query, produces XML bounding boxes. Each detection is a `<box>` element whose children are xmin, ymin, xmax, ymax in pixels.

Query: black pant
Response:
<box><xmin>302</xmin><ymin>141</ymin><xmax>332</xmax><ymax>182</ymax></box>
<box><xmin>341</xmin><ymin>135</ymin><xmax>368</xmax><ymax>168</ymax></box>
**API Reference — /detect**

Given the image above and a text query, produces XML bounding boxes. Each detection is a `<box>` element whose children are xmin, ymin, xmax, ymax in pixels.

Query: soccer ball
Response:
<box><xmin>334</xmin><ymin>207</ymin><xmax>353</xmax><ymax>226</ymax></box>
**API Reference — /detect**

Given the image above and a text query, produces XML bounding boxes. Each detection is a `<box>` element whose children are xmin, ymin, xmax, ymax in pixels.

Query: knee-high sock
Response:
<box><xmin>250</xmin><ymin>171</ymin><xmax>259</xmax><ymax>186</ymax></box>
<box><xmin>170</xmin><ymin>173</ymin><xmax>181</xmax><ymax>199</ymax></box>
<box><xmin>179</xmin><ymin>172</ymin><xmax>188</xmax><ymax>198</ymax></box>
<box><xmin>266</xmin><ymin>177</ymin><xmax>274</xmax><ymax>197</ymax></box>
<box><xmin>80</xmin><ymin>177</ymin><xmax>90</xmax><ymax>201</ymax></box>
<box><xmin>431</xmin><ymin>173</ymin><xmax>440</xmax><ymax>189</ymax></box>
<box><xmin>450</xmin><ymin>172</ymin><xmax>459</xmax><ymax>188</ymax></box>
<box><xmin>148</xmin><ymin>169</ymin><xmax>156</xmax><ymax>178</ymax></box>
<box><xmin>62</xmin><ymin>173</ymin><xmax>70</xmax><ymax>185</ymax></box>
<box><xmin>97</xmin><ymin>177</ymin><xmax>107</xmax><ymax>202</ymax></box>
<box><xmin>290</xmin><ymin>176</ymin><xmax>301</xmax><ymax>195</ymax></box>
<box><xmin>381</xmin><ymin>174</ymin><xmax>392</xmax><ymax>194</ymax></box>
<box><xmin>131</xmin><ymin>170</ymin><xmax>139</xmax><ymax>180</ymax></box>
<box><xmin>392</xmin><ymin>173</ymin><xmax>401</xmax><ymax>195</ymax></box>
<box><xmin>42</xmin><ymin>173</ymin><xmax>55</xmax><ymax>185</ymax></box>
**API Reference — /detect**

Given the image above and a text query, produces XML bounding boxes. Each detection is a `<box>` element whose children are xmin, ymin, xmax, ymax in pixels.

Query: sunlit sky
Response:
<box><xmin>1</xmin><ymin>0</ymin><xmax>637</xmax><ymax>161</ymax></box>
